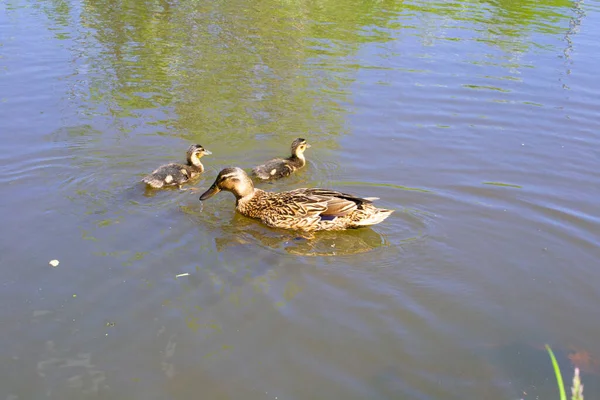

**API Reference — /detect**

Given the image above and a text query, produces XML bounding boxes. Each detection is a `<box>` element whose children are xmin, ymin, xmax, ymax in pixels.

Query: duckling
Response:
<box><xmin>142</xmin><ymin>144</ymin><xmax>211</xmax><ymax>189</ymax></box>
<box><xmin>252</xmin><ymin>138</ymin><xmax>311</xmax><ymax>181</ymax></box>
<box><xmin>199</xmin><ymin>167</ymin><xmax>394</xmax><ymax>232</ymax></box>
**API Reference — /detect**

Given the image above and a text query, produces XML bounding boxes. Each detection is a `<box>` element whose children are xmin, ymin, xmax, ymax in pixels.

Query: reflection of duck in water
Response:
<box><xmin>252</xmin><ymin>138</ymin><xmax>310</xmax><ymax>181</ymax></box>
<box><xmin>142</xmin><ymin>144</ymin><xmax>211</xmax><ymax>189</ymax></box>
<box><xmin>209</xmin><ymin>211</ymin><xmax>388</xmax><ymax>256</ymax></box>
<box><xmin>199</xmin><ymin>167</ymin><xmax>394</xmax><ymax>232</ymax></box>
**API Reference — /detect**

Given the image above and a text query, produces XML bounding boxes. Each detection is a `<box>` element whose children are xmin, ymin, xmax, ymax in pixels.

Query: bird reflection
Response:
<box><xmin>213</xmin><ymin>212</ymin><xmax>389</xmax><ymax>256</ymax></box>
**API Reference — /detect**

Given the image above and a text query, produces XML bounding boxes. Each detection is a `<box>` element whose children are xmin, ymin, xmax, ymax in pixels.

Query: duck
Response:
<box><xmin>251</xmin><ymin>138</ymin><xmax>311</xmax><ymax>181</ymax></box>
<box><xmin>142</xmin><ymin>144</ymin><xmax>211</xmax><ymax>189</ymax></box>
<box><xmin>199</xmin><ymin>167</ymin><xmax>394</xmax><ymax>232</ymax></box>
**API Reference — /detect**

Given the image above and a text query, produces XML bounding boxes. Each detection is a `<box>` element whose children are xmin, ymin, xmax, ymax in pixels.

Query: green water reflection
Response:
<box><xmin>11</xmin><ymin>0</ymin><xmax>574</xmax><ymax>145</ymax></box>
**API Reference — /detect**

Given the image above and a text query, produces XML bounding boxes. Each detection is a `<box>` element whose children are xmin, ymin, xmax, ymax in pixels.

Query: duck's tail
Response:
<box><xmin>353</xmin><ymin>208</ymin><xmax>394</xmax><ymax>227</ymax></box>
<box><xmin>251</xmin><ymin>166</ymin><xmax>271</xmax><ymax>181</ymax></box>
<box><xmin>142</xmin><ymin>175</ymin><xmax>164</xmax><ymax>189</ymax></box>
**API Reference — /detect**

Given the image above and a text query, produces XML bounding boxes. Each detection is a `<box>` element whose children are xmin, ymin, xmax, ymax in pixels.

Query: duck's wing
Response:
<box><xmin>288</xmin><ymin>188</ymin><xmax>373</xmax><ymax>218</ymax></box>
<box><xmin>272</xmin><ymin>189</ymin><xmax>328</xmax><ymax>215</ymax></box>
<box><xmin>252</xmin><ymin>158</ymin><xmax>294</xmax><ymax>180</ymax></box>
<box><xmin>254</xmin><ymin>189</ymin><xmax>326</xmax><ymax>230</ymax></box>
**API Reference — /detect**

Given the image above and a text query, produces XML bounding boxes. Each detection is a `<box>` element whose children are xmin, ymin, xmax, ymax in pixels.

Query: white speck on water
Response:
<box><xmin>49</xmin><ymin>260</ymin><xmax>59</xmax><ymax>267</ymax></box>
<box><xmin>175</xmin><ymin>273</ymin><xmax>190</xmax><ymax>278</ymax></box>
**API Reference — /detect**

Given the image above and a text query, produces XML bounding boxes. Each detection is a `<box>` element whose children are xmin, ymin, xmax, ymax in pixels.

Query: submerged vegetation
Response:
<box><xmin>546</xmin><ymin>345</ymin><xmax>584</xmax><ymax>400</ymax></box>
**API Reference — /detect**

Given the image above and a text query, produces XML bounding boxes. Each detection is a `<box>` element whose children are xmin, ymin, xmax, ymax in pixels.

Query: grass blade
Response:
<box><xmin>545</xmin><ymin>344</ymin><xmax>567</xmax><ymax>400</ymax></box>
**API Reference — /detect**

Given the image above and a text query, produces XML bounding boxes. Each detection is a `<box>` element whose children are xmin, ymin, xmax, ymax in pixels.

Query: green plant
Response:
<box><xmin>545</xmin><ymin>344</ymin><xmax>584</xmax><ymax>400</ymax></box>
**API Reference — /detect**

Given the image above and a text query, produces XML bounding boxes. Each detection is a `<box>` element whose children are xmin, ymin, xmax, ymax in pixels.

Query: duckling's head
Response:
<box><xmin>291</xmin><ymin>138</ymin><xmax>311</xmax><ymax>159</ymax></box>
<box><xmin>199</xmin><ymin>167</ymin><xmax>254</xmax><ymax>201</ymax></box>
<box><xmin>187</xmin><ymin>144</ymin><xmax>212</xmax><ymax>166</ymax></box>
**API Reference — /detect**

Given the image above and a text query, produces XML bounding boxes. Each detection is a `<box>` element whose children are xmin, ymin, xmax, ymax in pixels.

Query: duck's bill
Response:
<box><xmin>202</xmin><ymin>150</ymin><xmax>212</xmax><ymax>155</ymax></box>
<box><xmin>199</xmin><ymin>184</ymin><xmax>220</xmax><ymax>201</ymax></box>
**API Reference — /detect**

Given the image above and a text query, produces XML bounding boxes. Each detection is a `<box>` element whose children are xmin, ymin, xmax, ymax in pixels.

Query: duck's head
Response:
<box><xmin>187</xmin><ymin>144</ymin><xmax>212</xmax><ymax>165</ymax></box>
<box><xmin>199</xmin><ymin>167</ymin><xmax>254</xmax><ymax>201</ymax></box>
<box><xmin>291</xmin><ymin>138</ymin><xmax>311</xmax><ymax>159</ymax></box>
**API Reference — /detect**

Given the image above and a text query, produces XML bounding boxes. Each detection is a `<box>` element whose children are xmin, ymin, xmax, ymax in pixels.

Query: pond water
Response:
<box><xmin>1</xmin><ymin>0</ymin><xmax>599</xmax><ymax>398</ymax></box>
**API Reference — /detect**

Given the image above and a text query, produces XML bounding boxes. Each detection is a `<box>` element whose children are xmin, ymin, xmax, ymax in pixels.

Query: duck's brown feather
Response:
<box><xmin>236</xmin><ymin>188</ymin><xmax>391</xmax><ymax>231</ymax></box>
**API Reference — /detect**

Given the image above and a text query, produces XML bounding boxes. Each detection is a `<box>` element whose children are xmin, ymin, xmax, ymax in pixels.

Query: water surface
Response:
<box><xmin>1</xmin><ymin>0</ymin><xmax>599</xmax><ymax>398</ymax></box>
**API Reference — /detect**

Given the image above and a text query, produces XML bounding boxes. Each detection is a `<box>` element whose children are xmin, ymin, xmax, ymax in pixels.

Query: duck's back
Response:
<box><xmin>142</xmin><ymin>163</ymin><xmax>195</xmax><ymax>188</ymax></box>
<box><xmin>252</xmin><ymin>158</ymin><xmax>302</xmax><ymax>181</ymax></box>
<box><xmin>237</xmin><ymin>188</ymin><xmax>393</xmax><ymax>231</ymax></box>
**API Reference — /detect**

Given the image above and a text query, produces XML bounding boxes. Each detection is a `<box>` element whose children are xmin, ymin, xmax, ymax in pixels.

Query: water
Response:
<box><xmin>1</xmin><ymin>0</ymin><xmax>599</xmax><ymax>398</ymax></box>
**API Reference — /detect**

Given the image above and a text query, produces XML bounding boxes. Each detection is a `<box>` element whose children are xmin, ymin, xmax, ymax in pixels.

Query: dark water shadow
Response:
<box><xmin>178</xmin><ymin>177</ymin><xmax>436</xmax><ymax>260</ymax></box>
<box><xmin>182</xmin><ymin>207</ymin><xmax>391</xmax><ymax>257</ymax></box>
<box><xmin>183</xmin><ymin>206</ymin><xmax>435</xmax><ymax>262</ymax></box>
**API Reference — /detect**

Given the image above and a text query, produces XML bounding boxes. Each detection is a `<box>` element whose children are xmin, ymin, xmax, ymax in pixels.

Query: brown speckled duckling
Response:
<box><xmin>199</xmin><ymin>167</ymin><xmax>394</xmax><ymax>232</ymax></box>
<box><xmin>251</xmin><ymin>138</ymin><xmax>310</xmax><ymax>181</ymax></box>
<box><xmin>142</xmin><ymin>144</ymin><xmax>211</xmax><ymax>189</ymax></box>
